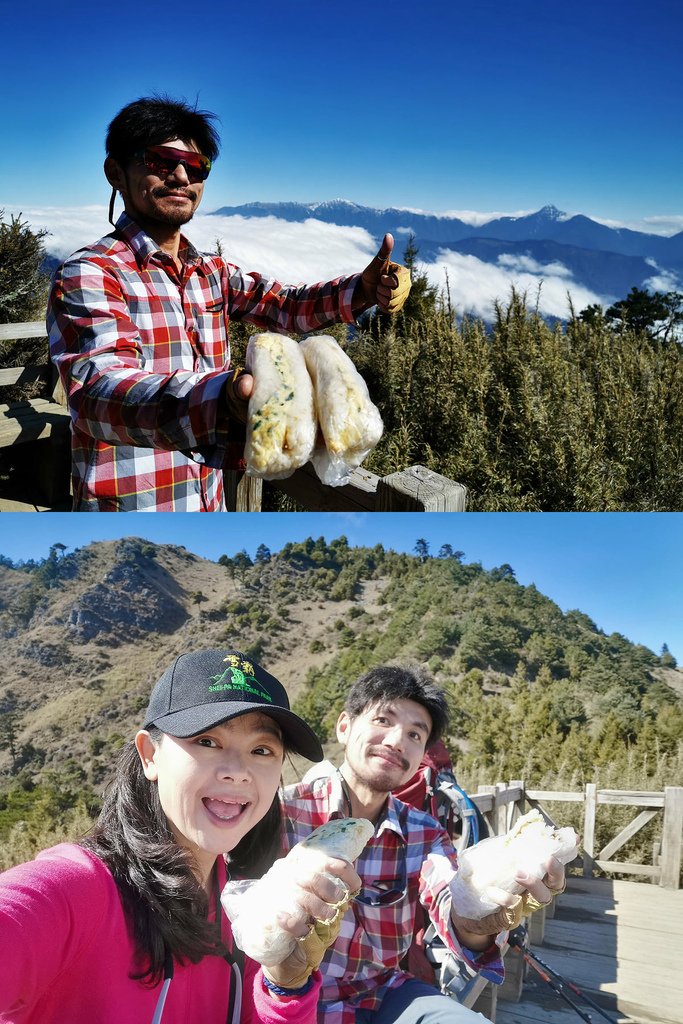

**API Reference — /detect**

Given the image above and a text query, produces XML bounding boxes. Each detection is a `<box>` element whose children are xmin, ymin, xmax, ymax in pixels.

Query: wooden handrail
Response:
<box><xmin>482</xmin><ymin>781</ymin><xmax>683</xmax><ymax>889</ymax></box>
<box><xmin>0</xmin><ymin>321</ymin><xmax>65</xmax><ymax>407</ymax></box>
<box><xmin>0</xmin><ymin>320</ymin><xmax>46</xmax><ymax>342</ymax></box>
<box><xmin>227</xmin><ymin>462</ymin><xmax>468</xmax><ymax>513</ymax></box>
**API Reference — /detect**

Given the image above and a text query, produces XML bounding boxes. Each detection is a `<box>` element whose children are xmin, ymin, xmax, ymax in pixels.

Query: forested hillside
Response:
<box><xmin>1</xmin><ymin>536</ymin><xmax>681</xmax><ymax>870</ymax></box>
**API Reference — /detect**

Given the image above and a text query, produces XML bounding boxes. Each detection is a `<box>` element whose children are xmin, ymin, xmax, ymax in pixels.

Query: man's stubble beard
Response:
<box><xmin>349</xmin><ymin>747</ymin><xmax>412</xmax><ymax>796</ymax></box>
<box><xmin>147</xmin><ymin>185</ymin><xmax>199</xmax><ymax>227</ymax></box>
<box><xmin>155</xmin><ymin>208</ymin><xmax>196</xmax><ymax>227</ymax></box>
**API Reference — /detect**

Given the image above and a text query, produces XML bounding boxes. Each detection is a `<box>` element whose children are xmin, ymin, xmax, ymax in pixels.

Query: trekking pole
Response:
<box><xmin>508</xmin><ymin>929</ymin><xmax>622</xmax><ymax>1024</ymax></box>
<box><xmin>507</xmin><ymin>933</ymin><xmax>598</xmax><ymax>1019</ymax></box>
<box><xmin>523</xmin><ymin>942</ymin><xmax>622</xmax><ymax>1024</ymax></box>
<box><xmin>511</xmin><ymin>946</ymin><xmax>595</xmax><ymax>1022</ymax></box>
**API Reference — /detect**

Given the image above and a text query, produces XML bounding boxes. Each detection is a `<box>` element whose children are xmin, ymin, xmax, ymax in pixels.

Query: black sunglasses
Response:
<box><xmin>354</xmin><ymin>870</ymin><xmax>407</xmax><ymax>907</ymax></box>
<box><xmin>134</xmin><ymin>145</ymin><xmax>212</xmax><ymax>184</ymax></box>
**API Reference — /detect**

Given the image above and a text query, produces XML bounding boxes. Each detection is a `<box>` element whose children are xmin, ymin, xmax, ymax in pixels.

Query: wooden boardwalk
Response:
<box><xmin>495</xmin><ymin>876</ymin><xmax>683</xmax><ymax>1024</ymax></box>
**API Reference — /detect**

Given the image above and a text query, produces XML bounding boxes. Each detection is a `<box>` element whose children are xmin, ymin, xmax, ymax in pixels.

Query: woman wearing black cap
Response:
<box><xmin>0</xmin><ymin>649</ymin><xmax>360</xmax><ymax>1024</ymax></box>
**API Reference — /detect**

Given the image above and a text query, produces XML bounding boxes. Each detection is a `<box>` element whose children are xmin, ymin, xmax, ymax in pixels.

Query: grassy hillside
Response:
<box><xmin>1</xmin><ymin>536</ymin><xmax>681</xmax><ymax>871</ymax></box>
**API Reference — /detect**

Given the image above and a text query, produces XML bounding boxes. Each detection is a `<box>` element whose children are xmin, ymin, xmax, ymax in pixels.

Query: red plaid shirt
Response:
<box><xmin>47</xmin><ymin>213</ymin><xmax>361</xmax><ymax>511</ymax></box>
<box><xmin>281</xmin><ymin>773</ymin><xmax>504</xmax><ymax>1024</ymax></box>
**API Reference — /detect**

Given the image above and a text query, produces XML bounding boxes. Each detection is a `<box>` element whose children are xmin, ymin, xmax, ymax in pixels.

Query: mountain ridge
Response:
<box><xmin>1</xmin><ymin>536</ymin><xmax>680</xmax><ymax>788</ymax></box>
<box><xmin>209</xmin><ymin>200</ymin><xmax>683</xmax><ymax>300</ymax></box>
<box><xmin>211</xmin><ymin>199</ymin><xmax>683</xmax><ymax>256</ymax></box>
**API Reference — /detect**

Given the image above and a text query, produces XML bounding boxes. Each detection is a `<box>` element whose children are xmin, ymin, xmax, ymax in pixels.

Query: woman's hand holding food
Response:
<box><xmin>262</xmin><ymin>854</ymin><xmax>361</xmax><ymax>991</ymax></box>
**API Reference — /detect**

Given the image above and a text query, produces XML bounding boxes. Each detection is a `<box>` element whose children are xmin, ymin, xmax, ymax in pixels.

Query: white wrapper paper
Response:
<box><xmin>221</xmin><ymin>817</ymin><xmax>374</xmax><ymax>965</ymax></box>
<box><xmin>299</xmin><ymin>335</ymin><xmax>383</xmax><ymax>486</ymax></box>
<box><xmin>245</xmin><ymin>333</ymin><xmax>316</xmax><ymax>480</ymax></box>
<box><xmin>449</xmin><ymin>809</ymin><xmax>579</xmax><ymax>919</ymax></box>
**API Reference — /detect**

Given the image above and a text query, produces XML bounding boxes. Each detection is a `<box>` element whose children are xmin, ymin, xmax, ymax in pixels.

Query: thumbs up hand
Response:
<box><xmin>355</xmin><ymin>233</ymin><xmax>411</xmax><ymax>315</ymax></box>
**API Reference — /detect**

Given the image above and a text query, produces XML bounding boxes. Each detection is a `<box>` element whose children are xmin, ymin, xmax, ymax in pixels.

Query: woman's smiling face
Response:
<box><xmin>135</xmin><ymin>712</ymin><xmax>284</xmax><ymax>883</ymax></box>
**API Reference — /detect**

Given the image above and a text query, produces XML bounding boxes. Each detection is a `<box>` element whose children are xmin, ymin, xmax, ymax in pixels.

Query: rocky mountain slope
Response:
<box><xmin>0</xmin><ymin>538</ymin><xmax>370</xmax><ymax>778</ymax></box>
<box><xmin>1</xmin><ymin>536</ymin><xmax>680</xmax><ymax>790</ymax></box>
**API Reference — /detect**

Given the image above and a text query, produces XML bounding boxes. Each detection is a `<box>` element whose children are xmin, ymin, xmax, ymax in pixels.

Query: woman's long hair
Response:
<box><xmin>80</xmin><ymin>729</ymin><xmax>283</xmax><ymax>984</ymax></box>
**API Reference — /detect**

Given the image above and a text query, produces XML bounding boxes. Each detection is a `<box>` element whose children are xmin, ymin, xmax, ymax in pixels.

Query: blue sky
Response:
<box><xmin>1</xmin><ymin>512</ymin><xmax>681</xmax><ymax>663</ymax></box>
<box><xmin>1</xmin><ymin>0</ymin><xmax>681</xmax><ymax>227</ymax></box>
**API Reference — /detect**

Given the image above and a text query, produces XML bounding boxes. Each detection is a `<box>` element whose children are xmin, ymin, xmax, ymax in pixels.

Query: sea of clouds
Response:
<box><xmin>3</xmin><ymin>203</ymin><xmax>666</xmax><ymax>322</ymax></box>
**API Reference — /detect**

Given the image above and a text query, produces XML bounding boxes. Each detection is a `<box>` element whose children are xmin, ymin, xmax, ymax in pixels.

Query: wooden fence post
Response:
<box><xmin>528</xmin><ymin>904</ymin><xmax>547</xmax><ymax>944</ymax></box>
<box><xmin>660</xmin><ymin>787</ymin><xmax>683</xmax><ymax>889</ymax></box>
<box><xmin>477</xmin><ymin>785</ymin><xmax>496</xmax><ymax>836</ymax></box>
<box><xmin>376</xmin><ymin>465</ymin><xmax>467</xmax><ymax>511</ymax></box>
<box><xmin>224</xmin><ymin>472</ymin><xmax>263</xmax><ymax>511</ymax></box>
<box><xmin>508</xmin><ymin>779</ymin><xmax>525</xmax><ymax>829</ymax></box>
<box><xmin>493</xmin><ymin>782</ymin><xmax>508</xmax><ymax>836</ymax></box>
<box><xmin>583</xmin><ymin>783</ymin><xmax>597</xmax><ymax>877</ymax></box>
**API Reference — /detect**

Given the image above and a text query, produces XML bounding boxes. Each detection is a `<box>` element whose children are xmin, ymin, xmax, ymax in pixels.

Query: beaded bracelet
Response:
<box><xmin>262</xmin><ymin>975</ymin><xmax>314</xmax><ymax>998</ymax></box>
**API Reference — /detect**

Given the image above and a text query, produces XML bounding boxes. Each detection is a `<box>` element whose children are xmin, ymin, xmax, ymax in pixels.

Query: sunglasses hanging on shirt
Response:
<box><xmin>354</xmin><ymin>870</ymin><xmax>408</xmax><ymax>907</ymax></box>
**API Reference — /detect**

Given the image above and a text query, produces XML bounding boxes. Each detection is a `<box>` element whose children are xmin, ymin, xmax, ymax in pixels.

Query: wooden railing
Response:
<box><xmin>2</xmin><ymin>321</ymin><xmax>468</xmax><ymax>512</ymax></box>
<box><xmin>470</xmin><ymin>780</ymin><xmax>683</xmax><ymax>889</ymax></box>
<box><xmin>226</xmin><ymin>463</ymin><xmax>467</xmax><ymax>512</ymax></box>
<box><xmin>0</xmin><ymin>320</ymin><xmax>71</xmax><ymax>509</ymax></box>
<box><xmin>0</xmin><ymin>320</ymin><xmax>65</xmax><ymax>408</ymax></box>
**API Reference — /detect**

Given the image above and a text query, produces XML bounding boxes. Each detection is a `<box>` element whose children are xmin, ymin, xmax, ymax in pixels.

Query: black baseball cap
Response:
<box><xmin>143</xmin><ymin>649</ymin><xmax>323</xmax><ymax>762</ymax></box>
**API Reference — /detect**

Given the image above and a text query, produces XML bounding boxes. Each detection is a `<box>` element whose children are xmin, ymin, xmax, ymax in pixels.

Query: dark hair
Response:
<box><xmin>105</xmin><ymin>95</ymin><xmax>220</xmax><ymax>167</ymax></box>
<box><xmin>80</xmin><ymin>728</ymin><xmax>282</xmax><ymax>984</ymax></box>
<box><xmin>344</xmin><ymin>664</ymin><xmax>449</xmax><ymax>745</ymax></box>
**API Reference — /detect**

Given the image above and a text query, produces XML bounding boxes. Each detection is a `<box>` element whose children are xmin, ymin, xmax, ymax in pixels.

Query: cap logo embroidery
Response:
<box><xmin>222</xmin><ymin>654</ymin><xmax>255</xmax><ymax>675</ymax></box>
<box><xmin>208</xmin><ymin>656</ymin><xmax>272</xmax><ymax>701</ymax></box>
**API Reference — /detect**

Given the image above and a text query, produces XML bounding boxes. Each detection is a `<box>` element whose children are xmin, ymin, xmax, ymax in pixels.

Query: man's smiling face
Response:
<box><xmin>337</xmin><ymin>697</ymin><xmax>432</xmax><ymax>795</ymax></box>
<box><xmin>110</xmin><ymin>137</ymin><xmax>206</xmax><ymax>229</ymax></box>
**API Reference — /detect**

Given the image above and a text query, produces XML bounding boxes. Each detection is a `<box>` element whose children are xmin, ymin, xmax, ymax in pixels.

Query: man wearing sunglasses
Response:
<box><xmin>281</xmin><ymin>666</ymin><xmax>566</xmax><ymax>1024</ymax></box>
<box><xmin>47</xmin><ymin>96</ymin><xmax>410</xmax><ymax>511</ymax></box>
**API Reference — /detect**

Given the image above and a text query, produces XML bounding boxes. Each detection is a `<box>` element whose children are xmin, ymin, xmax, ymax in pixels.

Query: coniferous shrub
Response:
<box><xmin>348</xmin><ymin>279</ymin><xmax>683</xmax><ymax>511</ymax></box>
<box><xmin>0</xmin><ymin>211</ymin><xmax>50</xmax><ymax>325</ymax></box>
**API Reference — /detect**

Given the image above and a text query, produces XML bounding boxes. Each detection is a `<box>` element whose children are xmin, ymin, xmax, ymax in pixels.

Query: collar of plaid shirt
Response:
<box><xmin>327</xmin><ymin>769</ymin><xmax>408</xmax><ymax>841</ymax></box>
<box><xmin>114</xmin><ymin>211</ymin><xmax>204</xmax><ymax>271</ymax></box>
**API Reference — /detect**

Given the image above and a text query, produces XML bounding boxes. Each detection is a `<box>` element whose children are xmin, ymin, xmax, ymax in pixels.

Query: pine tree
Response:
<box><xmin>397</xmin><ymin>234</ymin><xmax>440</xmax><ymax>324</ymax></box>
<box><xmin>255</xmin><ymin>544</ymin><xmax>272</xmax><ymax>564</ymax></box>
<box><xmin>660</xmin><ymin>643</ymin><xmax>677</xmax><ymax>669</ymax></box>
<box><xmin>0</xmin><ymin>211</ymin><xmax>50</xmax><ymax>324</ymax></box>
<box><xmin>232</xmin><ymin>549</ymin><xmax>254</xmax><ymax>583</ymax></box>
<box><xmin>605</xmin><ymin>286</ymin><xmax>681</xmax><ymax>340</ymax></box>
<box><xmin>414</xmin><ymin>538</ymin><xmax>430</xmax><ymax>562</ymax></box>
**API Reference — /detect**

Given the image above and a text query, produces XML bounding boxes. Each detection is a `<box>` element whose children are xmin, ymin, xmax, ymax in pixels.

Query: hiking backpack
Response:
<box><xmin>394</xmin><ymin>739</ymin><xmax>488</xmax><ymax>853</ymax></box>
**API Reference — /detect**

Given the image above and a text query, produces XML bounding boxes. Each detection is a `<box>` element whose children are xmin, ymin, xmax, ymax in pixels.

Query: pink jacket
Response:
<box><xmin>0</xmin><ymin>844</ymin><xmax>320</xmax><ymax>1024</ymax></box>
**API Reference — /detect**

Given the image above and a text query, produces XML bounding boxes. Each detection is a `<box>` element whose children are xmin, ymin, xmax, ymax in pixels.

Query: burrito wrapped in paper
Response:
<box><xmin>221</xmin><ymin>817</ymin><xmax>374</xmax><ymax>965</ymax></box>
<box><xmin>299</xmin><ymin>335</ymin><xmax>383</xmax><ymax>486</ymax></box>
<box><xmin>449</xmin><ymin>809</ymin><xmax>579</xmax><ymax>920</ymax></box>
<box><xmin>244</xmin><ymin>333</ymin><xmax>317</xmax><ymax>480</ymax></box>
